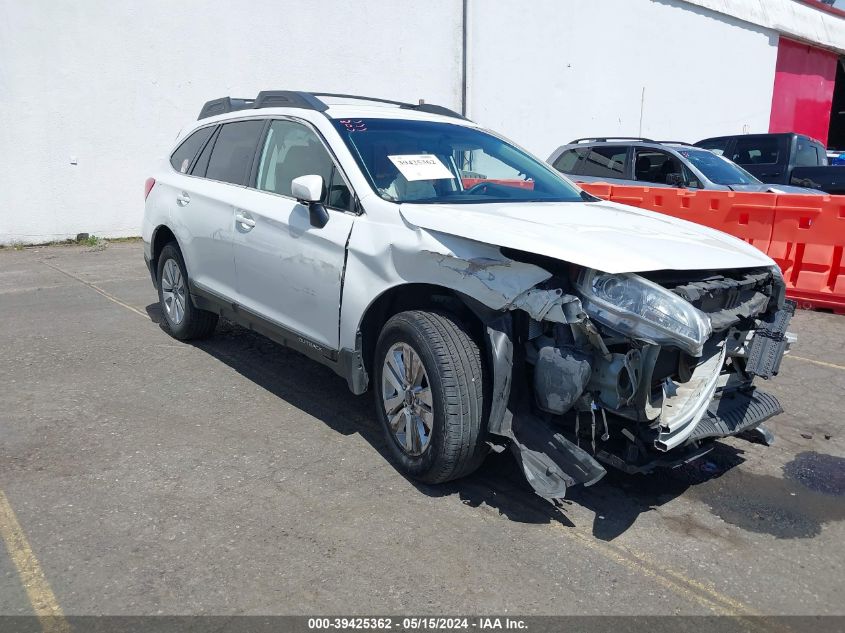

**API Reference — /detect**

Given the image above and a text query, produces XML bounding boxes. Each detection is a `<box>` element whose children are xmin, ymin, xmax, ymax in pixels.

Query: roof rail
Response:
<box><xmin>312</xmin><ymin>93</ymin><xmax>467</xmax><ymax>120</ymax></box>
<box><xmin>657</xmin><ymin>140</ymin><xmax>694</xmax><ymax>146</ymax></box>
<box><xmin>253</xmin><ymin>91</ymin><xmax>329</xmax><ymax>111</ymax></box>
<box><xmin>198</xmin><ymin>91</ymin><xmax>467</xmax><ymax>121</ymax></box>
<box><xmin>569</xmin><ymin>136</ymin><xmax>655</xmax><ymax>144</ymax></box>
<box><xmin>198</xmin><ymin>97</ymin><xmax>256</xmax><ymax>120</ymax></box>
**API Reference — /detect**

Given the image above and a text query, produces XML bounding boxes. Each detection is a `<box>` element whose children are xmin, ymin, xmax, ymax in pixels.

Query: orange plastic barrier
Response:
<box><xmin>579</xmin><ymin>182</ymin><xmax>845</xmax><ymax>313</ymax></box>
<box><xmin>768</xmin><ymin>194</ymin><xmax>845</xmax><ymax>313</ymax></box>
<box><xmin>462</xmin><ymin>177</ymin><xmax>535</xmax><ymax>190</ymax></box>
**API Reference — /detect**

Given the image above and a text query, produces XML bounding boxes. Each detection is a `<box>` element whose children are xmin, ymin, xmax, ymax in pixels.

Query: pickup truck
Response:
<box><xmin>695</xmin><ymin>132</ymin><xmax>845</xmax><ymax>194</ymax></box>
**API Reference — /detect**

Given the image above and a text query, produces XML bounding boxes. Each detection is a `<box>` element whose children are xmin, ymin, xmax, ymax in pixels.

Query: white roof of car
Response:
<box><xmin>197</xmin><ymin>104</ymin><xmax>473</xmax><ymax>125</ymax></box>
<box><xmin>324</xmin><ymin>103</ymin><xmax>475</xmax><ymax>125</ymax></box>
<box><xmin>190</xmin><ymin>93</ymin><xmax>475</xmax><ymax>130</ymax></box>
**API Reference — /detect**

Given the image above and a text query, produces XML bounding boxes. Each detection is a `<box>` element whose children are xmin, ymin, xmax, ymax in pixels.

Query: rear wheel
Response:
<box><xmin>373</xmin><ymin>310</ymin><xmax>487</xmax><ymax>484</ymax></box>
<box><xmin>156</xmin><ymin>242</ymin><xmax>218</xmax><ymax>340</ymax></box>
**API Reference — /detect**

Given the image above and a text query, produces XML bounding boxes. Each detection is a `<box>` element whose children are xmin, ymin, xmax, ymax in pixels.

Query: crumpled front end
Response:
<box><xmin>499</xmin><ymin>261</ymin><xmax>794</xmax><ymax>496</ymax></box>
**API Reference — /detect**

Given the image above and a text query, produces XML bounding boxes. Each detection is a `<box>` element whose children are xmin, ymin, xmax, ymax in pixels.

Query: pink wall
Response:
<box><xmin>769</xmin><ymin>37</ymin><xmax>838</xmax><ymax>145</ymax></box>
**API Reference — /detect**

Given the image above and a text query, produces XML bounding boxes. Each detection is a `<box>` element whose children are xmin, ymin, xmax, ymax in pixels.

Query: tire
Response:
<box><xmin>156</xmin><ymin>242</ymin><xmax>218</xmax><ymax>340</ymax></box>
<box><xmin>373</xmin><ymin>310</ymin><xmax>487</xmax><ymax>484</ymax></box>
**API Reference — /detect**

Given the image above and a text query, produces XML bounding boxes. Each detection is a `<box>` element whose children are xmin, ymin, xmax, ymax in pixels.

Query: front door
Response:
<box><xmin>232</xmin><ymin>119</ymin><xmax>356</xmax><ymax>350</ymax></box>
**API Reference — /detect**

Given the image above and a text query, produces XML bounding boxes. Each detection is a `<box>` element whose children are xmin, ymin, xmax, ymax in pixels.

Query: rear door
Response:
<box><xmin>174</xmin><ymin>119</ymin><xmax>266</xmax><ymax>301</ymax></box>
<box><xmin>231</xmin><ymin>118</ymin><xmax>356</xmax><ymax>350</ymax></box>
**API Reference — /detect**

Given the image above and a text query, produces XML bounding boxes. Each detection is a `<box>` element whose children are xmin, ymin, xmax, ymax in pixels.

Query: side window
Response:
<box><xmin>634</xmin><ymin>149</ymin><xmax>685</xmax><ymax>185</ymax></box>
<box><xmin>696</xmin><ymin>138</ymin><xmax>729</xmax><ymax>156</ymax></box>
<box><xmin>552</xmin><ymin>148</ymin><xmax>585</xmax><ymax>174</ymax></box>
<box><xmin>578</xmin><ymin>146</ymin><xmax>628</xmax><ymax>178</ymax></box>
<box><xmin>682</xmin><ymin>164</ymin><xmax>702</xmax><ymax>189</ymax></box>
<box><xmin>190</xmin><ymin>126</ymin><xmax>219</xmax><ymax>177</ymax></box>
<box><xmin>256</xmin><ymin>120</ymin><xmax>353</xmax><ymax>210</ymax></box>
<box><xmin>170</xmin><ymin>127</ymin><xmax>215</xmax><ymax>173</ymax></box>
<box><xmin>795</xmin><ymin>140</ymin><xmax>819</xmax><ymax>167</ymax></box>
<box><xmin>205</xmin><ymin>120</ymin><xmax>265</xmax><ymax>186</ymax></box>
<box><xmin>731</xmin><ymin>137</ymin><xmax>780</xmax><ymax>165</ymax></box>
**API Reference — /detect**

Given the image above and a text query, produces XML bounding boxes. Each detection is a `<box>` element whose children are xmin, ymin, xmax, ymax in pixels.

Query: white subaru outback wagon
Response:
<box><xmin>143</xmin><ymin>91</ymin><xmax>794</xmax><ymax>498</ymax></box>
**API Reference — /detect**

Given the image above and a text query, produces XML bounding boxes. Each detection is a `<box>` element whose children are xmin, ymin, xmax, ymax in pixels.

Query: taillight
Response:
<box><xmin>144</xmin><ymin>177</ymin><xmax>156</xmax><ymax>200</ymax></box>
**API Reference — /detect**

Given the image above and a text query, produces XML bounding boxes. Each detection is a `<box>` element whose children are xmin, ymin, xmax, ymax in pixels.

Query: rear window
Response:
<box><xmin>731</xmin><ymin>137</ymin><xmax>781</xmax><ymax>165</ymax></box>
<box><xmin>206</xmin><ymin>120</ymin><xmax>266</xmax><ymax>186</ymax></box>
<box><xmin>578</xmin><ymin>146</ymin><xmax>628</xmax><ymax>178</ymax></box>
<box><xmin>170</xmin><ymin>126</ymin><xmax>215</xmax><ymax>173</ymax></box>
<box><xmin>696</xmin><ymin>138</ymin><xmax>729</xmax><ymax>156</ymax></box>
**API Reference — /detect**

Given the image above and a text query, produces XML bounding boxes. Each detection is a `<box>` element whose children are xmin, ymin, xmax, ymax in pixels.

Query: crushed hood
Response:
<box><xmin>399</xmin><ymin>199</ymin><xmax>774</xmax><ymax>274</ymax></box>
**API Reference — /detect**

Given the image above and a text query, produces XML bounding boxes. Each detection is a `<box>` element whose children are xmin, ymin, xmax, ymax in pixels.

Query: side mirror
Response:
<box><xmin>291</xmin><ymin>175</ymin><xmax>330</xmax><ymax>228</ymax></box>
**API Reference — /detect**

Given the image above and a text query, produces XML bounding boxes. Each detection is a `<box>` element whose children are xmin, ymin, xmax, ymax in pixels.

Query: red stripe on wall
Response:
<box><xmin>769</xmin><ymin>37</ymin><xmax>838</xmax><ymax>145</ymax></box>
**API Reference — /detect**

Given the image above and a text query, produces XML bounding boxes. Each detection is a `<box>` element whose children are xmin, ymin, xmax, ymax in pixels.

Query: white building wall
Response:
<box><xmin>1</xmin><ymin>0</ymin><xmax>842</xmax><ymax>245</ymax></box>
<box><xmin>0</xmin><ymin>0</ymin><xmax>462</xmax><ymax>245</ymax></box>
<box><xmin>467</xmin><ymin>0</ymin><xmax>781</xmax><ymax>159</ymax></box>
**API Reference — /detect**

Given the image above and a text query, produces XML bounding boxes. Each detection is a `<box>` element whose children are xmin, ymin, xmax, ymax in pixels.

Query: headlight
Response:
<box><xmin>573</xmin><ymin>269</ymin><xmax>711</xmax><ymax>356</ymax></box>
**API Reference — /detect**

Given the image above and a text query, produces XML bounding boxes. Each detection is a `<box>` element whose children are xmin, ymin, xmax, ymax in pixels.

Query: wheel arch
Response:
<box><xmin>150</xmin><ymin>225</ymin><xmax>180</xmax><ymax>284</ymax></box>
<box><xmin>356</xmin><ymin>282</ymin><xmax>494</xmax><ymax>390</ymax></box>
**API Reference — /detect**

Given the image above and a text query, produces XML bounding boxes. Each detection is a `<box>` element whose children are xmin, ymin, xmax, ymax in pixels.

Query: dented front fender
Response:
<box><xmin>339</xmin><ymin>222</ymin><xmax>555</xmax><ymax>351</ymax></box>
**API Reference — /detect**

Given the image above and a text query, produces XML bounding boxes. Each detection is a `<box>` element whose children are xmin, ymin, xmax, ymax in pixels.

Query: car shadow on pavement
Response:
<box><xmin>566</xmin><ymin>445</ymin><xmax>747</xmax><ymax>540</ymax></box>
<box><xmin>435</xmin><ymin>442</ymin><xmax>747</xmax><ymax>540</ymax></box>
<box><xmin>147</xmin><ymin>307</ymin><xmax>748</xmax><ymax>541</ymax></box>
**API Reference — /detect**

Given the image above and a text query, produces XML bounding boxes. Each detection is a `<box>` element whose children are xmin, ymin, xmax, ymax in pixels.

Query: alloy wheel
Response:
<box><xmin>381</xmin><ymin>342</ymin><xmax>434</xmax><ymax>456</ymax></box>
<box><xmin>161</xmin><ymin>258</ymin><xmax>186</xmax><ymax>325</ymax></box>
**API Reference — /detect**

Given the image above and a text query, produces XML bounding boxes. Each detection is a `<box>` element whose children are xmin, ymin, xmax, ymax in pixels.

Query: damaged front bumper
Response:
<box><xmin>488</xmin><ymin>266</ymin><xmax>795</xmax><ymax>499</ymax></box>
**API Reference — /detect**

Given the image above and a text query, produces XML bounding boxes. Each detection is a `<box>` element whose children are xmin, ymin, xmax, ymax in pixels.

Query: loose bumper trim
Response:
<box><xmin>689</xmin><ymin>388</ymin><xmax>783</xmax><ymax>443</ymax></box>
<box><xmin>745</xmin><ymin>301</ymin><xmax>795</xmax><ymax>379</ymax></box>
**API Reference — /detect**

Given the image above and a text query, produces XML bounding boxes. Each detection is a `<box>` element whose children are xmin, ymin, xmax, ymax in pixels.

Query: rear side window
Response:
<box><xmin>170</xmin><ymin>127</ymin><xmax>215</xmax><ymax>173</ymax></box>
<box><xmin>796</xmin><ymin>140</ymin><xmax>820</xmax><ymax>167</ymax></box>
<box><xmin>552</xmin><ymin>148</ymin><xmax>585</xmax><ymax>174</ymax></box>
<box><xmin>190</xmin><ymin>126</ymin><xmax>219</xmax><ymax>177</ymax></box>
<box><xmin>731</xmin><ymin>137</ymin><xmax>780</xmax><ymax>165</ymax></box>
<box><xmin>206</xmin><ymin>120</ymin><xmax>265</xmax><ymax>186</ymax></box>
<box><xmin>814</xmin><ymin>142</ymin><xmax>829</xmax><ymax>166</ymax></box>
<box><xmin>578</xmin><ymin>146</ymin><xmax>628</xmax><ymax>178</ymax></box>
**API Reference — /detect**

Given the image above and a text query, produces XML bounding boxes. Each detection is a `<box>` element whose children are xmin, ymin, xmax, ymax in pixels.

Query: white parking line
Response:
<box><xmin>41</xmin><ymin>259</ymin><xmax>149</xmax><ymax>319</ymax></box>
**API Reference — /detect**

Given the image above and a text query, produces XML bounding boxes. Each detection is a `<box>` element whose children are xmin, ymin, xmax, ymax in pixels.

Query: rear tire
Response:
<box><xmin>156</xmin><ymin>242</ymin><xmax>218</xmax><ymax>340</ymax></box>
<box><xmin>373</xmin><ymin>310</ymin><xmax>488</xmax><ymax>484</ymax></box>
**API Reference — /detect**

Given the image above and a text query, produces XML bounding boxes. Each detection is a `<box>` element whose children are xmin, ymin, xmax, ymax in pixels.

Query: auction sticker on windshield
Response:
<box><xmin>388</xmin><ymin>154</ymin><xmax>454</xmax><ymax>181</ymax></box>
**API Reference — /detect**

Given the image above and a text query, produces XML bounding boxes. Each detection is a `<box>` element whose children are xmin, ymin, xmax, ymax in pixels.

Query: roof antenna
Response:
<box><xmin>418</xmin><ymin>99</ymin><xmax>425</xmax><ymax>105</ymax></box>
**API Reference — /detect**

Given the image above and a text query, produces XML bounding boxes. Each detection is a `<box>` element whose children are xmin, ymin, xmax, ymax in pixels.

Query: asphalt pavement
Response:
<box><xmin>0</xmin><ymin>242</ymin><xmax>843</xmax><ymax>618</ymax></box>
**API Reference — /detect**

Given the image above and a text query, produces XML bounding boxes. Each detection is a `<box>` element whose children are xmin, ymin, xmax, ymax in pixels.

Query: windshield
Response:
<box><xmin>331</xmin><ymin>118</ymin><xmax>584</xmax><ymax>204</ymax></box>
<box><xmin>677</xmin><ymin>148</ymin><xmax>760</xmax><ymax>186</ymax></box>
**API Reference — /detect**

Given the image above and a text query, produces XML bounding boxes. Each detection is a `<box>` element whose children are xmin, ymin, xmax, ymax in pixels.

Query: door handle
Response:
<box><xmin>235</xmin><ymin>211</ymin><xmax>256</xmax><ymax>230</ymax></box>
<box><xmin>176</xmin><ymin>192</ymin><xmax>191</xmax><ymax>206</ymax></box>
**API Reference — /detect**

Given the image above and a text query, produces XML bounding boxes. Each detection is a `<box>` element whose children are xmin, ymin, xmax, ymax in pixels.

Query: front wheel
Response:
<box><xmin>156</xmin><ymin>242</ymin><xmax>218</xmax><ymax>340</ymax></box>
<box><xmin>373</xmin><ymin>310</ymin><xmax>488</xmax><ymax>484</ymax></box>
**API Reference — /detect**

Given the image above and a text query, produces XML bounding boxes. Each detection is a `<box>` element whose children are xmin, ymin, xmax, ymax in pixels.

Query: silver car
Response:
<box><xmin>548</xmin><ymin>137</ymin><xmax>821</xmax><ymax>194</ymax></box>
